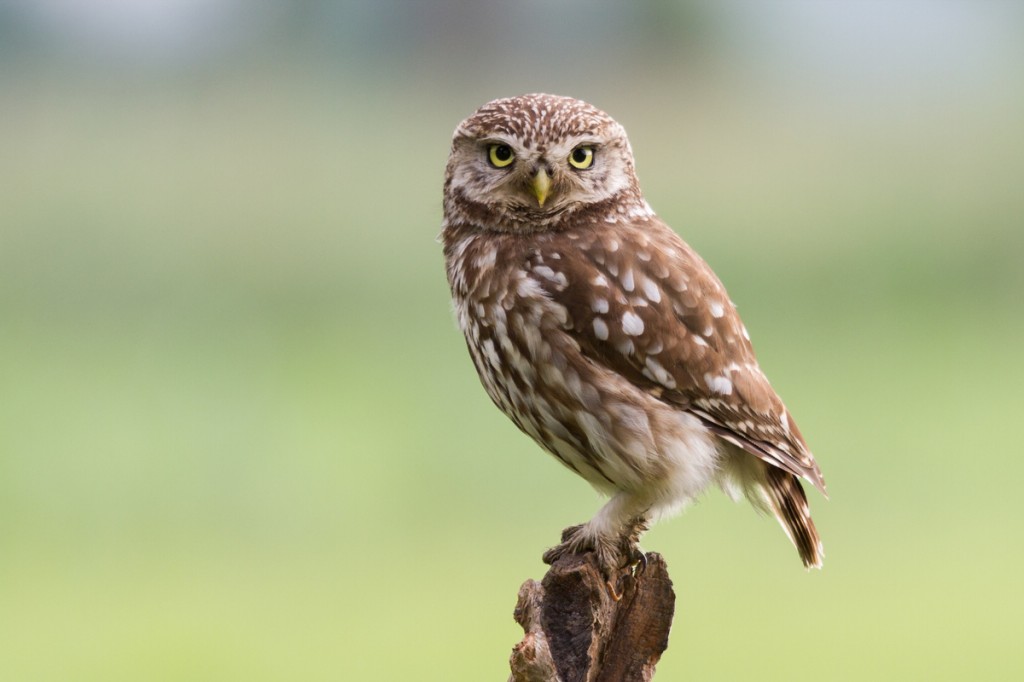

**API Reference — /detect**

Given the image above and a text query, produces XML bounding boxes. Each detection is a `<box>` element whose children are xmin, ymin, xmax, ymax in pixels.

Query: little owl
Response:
<box><xmin>441</xmin><ymin>94</ymin><xmax>826</xmax><ymax>584</ymax></box>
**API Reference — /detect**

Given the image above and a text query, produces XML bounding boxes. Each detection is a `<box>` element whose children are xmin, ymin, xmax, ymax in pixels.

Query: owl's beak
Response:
<box><xmin>531</xmin><ymin>168</ymin><xmax>552</xmax><ymax>208</ymax></box>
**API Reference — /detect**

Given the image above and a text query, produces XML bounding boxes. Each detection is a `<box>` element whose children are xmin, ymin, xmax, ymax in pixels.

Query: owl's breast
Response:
<box><xmin>446</xmin><ymin>231</ymin><xmax>572</xmax><ymax>424</ymax></box>
<box><xmin>444</xmin><ymin>227</ymin><xmax>704</xmax><ymax>493</ymax></box>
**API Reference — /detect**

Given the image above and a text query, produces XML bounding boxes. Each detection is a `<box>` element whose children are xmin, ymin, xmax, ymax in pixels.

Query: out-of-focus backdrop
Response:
<box><xmin>1</xmin><ymin>1</ymin><xmax>1022</xmax><ymax>679</ymax></box>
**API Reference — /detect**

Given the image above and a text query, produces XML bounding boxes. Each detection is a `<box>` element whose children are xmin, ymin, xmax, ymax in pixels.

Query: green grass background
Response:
<box><xmin>2</xmin><ymin>41</ymin><xmax>1023</xmax><ymax>681</ymax></box>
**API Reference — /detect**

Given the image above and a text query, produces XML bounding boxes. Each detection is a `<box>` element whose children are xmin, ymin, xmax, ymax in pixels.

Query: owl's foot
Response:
<box><xmin>619</xmin><ymin>514</ymin><xmax>650</xmax><ymax>575</ymax></box>
<box><xmin>543</xmin><ymin>523</ymin><xmax>622</xmax><ymax>573</ymax></box>
<box><xmin>543</xmin><ymin>517</ymin><xmax>650</xmax><ymax>600</ymax></box>
<box><xmin>609</xmin><ymin>515</ymin><xmax>649</xmax><ymax>598</ymax></box>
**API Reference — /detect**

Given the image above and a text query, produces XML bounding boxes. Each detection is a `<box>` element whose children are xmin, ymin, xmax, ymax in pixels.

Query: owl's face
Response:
<box><xmin>444</xmin><ymin>94</ymin><xmax>643</xmax><ymax>231</ymax></box>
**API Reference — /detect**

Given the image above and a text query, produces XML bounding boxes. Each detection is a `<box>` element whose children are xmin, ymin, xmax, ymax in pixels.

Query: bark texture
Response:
<box><xmin>509</xmin><ymin>550</ymin><xmax>675</xmax><ymax>682</ymax></box>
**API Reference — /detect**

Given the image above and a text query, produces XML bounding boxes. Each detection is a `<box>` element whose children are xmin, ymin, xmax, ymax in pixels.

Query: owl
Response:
<box><xmin>441</xmin><ymin>94</ymin><xmax>826</xmax><ymax>585</ymax></box>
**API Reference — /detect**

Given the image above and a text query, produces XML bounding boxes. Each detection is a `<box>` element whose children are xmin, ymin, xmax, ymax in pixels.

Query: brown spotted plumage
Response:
<box><xmin>442</xmin><ymin>94</ymin><xmax>825</xmax><ymax>577</ymax></box>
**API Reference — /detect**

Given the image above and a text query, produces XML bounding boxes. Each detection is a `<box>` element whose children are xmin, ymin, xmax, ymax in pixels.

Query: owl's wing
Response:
<box><xmin>534</xmin><ymin>220</ymin><xmax>826</xmax><ymax>495</ymax></box>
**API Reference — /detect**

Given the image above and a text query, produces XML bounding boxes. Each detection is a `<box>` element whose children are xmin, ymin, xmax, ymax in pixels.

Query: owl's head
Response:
<box><xmin>444</xmin><ymin>94</ymin><xmax>645</xmax><ymax>231</ymax></box>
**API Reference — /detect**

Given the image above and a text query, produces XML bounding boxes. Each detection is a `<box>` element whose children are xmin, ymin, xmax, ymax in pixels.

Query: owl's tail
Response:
<box><xmin>764</xmin><ymin>466</ymin><xmax>824</xmax><ymax>569</ymax></box>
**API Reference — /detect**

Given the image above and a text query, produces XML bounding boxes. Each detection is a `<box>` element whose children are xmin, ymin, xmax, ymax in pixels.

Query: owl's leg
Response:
<box><xmin>542</xmin><ymin>492</ymin><xmax>651</xmax><ymax>591</ymax></box>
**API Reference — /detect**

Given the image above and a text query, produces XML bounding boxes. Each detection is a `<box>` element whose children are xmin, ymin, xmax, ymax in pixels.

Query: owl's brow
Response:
<box><xmin>478</xmin><ymin>136</ymin><xmax>518</xmax><ymax>146</ymax></box>
<box><xmin>566</xmin><ymin>138</ymin><xmax>603</xmax><ymax>148</ymax></box>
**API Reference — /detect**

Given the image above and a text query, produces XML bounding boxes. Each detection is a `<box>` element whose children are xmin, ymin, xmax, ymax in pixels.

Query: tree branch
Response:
<box><xmin>509</xmin><ymin>549</ymin><xmax>675</xmax><ymax>682</ymax></box>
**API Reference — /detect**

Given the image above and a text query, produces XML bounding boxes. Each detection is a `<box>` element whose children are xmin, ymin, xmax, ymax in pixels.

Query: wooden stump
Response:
<box><xmin>508</xmin><ymin>551</ymin><xmax>676</xmax><ymax>682</ymax></box>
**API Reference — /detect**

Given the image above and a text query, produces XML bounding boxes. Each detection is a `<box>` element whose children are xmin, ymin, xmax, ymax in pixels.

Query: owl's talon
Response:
<box><xmin>631</xmin><ymin>550</ymin><xmax>648</xmax><ymax>576</ymax></box>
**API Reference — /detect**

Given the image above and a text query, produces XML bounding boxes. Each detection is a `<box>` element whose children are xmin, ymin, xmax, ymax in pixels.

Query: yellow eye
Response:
<box><xmin>569</xmin><ymin>146</ymin><xmax>594</xmax><ymax>169</ymax></box>
<box><xmin>487</xmin><ymin>144</ymin><xmax>515</xmax><ymax>168</ymax></box>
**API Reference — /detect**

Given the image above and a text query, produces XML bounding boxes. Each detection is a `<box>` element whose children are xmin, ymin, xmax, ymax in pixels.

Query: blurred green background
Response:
<box><xmin>1</xmin><ymin>1</ymin><xmax>1022</xmax><ymax>679</ymax></box>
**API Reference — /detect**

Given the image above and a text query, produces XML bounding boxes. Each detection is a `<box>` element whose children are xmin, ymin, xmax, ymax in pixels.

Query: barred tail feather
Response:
<box><xmin>765</xmin><ymin>466</ymin><xmax>824</xmax><ymax>569</ymax></box>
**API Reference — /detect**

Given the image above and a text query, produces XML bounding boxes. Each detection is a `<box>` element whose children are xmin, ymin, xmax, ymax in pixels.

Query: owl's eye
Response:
<box><xmin>487</xmin><ymin>144</ymin><xmax>515</xmax><ymax>168</ymax></box>
<box><xmin>569</xmin><ymin>146</ymin><xmax>595</xmax><ymax>169</ymax></box>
